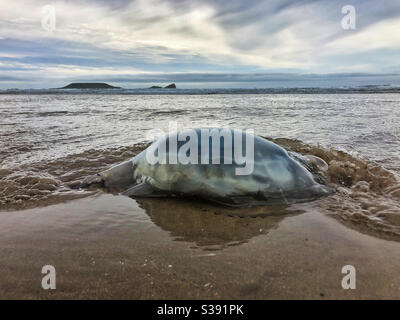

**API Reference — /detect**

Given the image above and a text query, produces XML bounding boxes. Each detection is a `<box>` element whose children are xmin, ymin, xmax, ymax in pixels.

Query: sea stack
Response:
<box><xmin>149</xmin><ymin>83</ymin><xmax>177</xmax><ymax>89</ymax></box>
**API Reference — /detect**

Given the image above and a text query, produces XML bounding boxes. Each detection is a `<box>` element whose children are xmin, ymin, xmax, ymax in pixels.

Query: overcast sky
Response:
<box><xmin>0</xmin><ymin>0</ymin><xmax>399</xmax><ymax>88</ymax></box>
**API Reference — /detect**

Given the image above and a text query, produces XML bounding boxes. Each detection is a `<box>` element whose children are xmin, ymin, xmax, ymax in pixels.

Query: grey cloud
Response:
<box><xmin>78</xmin><ymin>72</ymin><xmax>400</xmax><ymax>83</ymax></box>
<box><xmin>0</xmin><ymin>76</ymin><xmax>25</xmax><ymax>82</ymax></box>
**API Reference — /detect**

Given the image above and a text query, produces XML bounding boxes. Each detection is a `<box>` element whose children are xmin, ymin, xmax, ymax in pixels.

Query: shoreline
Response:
<box><xmin>1</xmin><ymin>88</ymin><xmax>400</xmax><ymax>95</ymax></box>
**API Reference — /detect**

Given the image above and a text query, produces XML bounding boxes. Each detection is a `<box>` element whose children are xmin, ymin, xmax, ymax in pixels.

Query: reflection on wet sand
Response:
<box><xmin>135</xmin><ymin>198</ymin><xmax>304</xmax><ymax>250</ymax></box>
<box><xmin>2</xmin><ymin>194</ymin><xmax>400</xmax><ymax>299</ymax></box>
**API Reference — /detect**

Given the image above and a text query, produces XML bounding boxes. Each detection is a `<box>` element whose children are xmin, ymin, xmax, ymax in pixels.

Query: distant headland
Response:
<box><xmin>58</xmin><ymin>83</ymin><xmax>121</xmax><ymax>89</ymax></box>
<box><xmin>56</xmin><ymin>82</ymin><xmax>177</xmax><ymax>89</ymax></box>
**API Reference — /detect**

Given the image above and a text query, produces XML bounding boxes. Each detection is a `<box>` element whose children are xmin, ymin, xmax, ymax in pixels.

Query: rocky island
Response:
<box><xmin>59</xmin><ymin>83</ymin><xmax>121</xmax><ymax>89</ymax></box>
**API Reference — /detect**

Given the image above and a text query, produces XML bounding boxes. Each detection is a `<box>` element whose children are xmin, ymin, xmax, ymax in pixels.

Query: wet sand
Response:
<box><xmin>1</xmin><ymin>193</ymin><xmax>400</xmax><ymax>299</ymax></box>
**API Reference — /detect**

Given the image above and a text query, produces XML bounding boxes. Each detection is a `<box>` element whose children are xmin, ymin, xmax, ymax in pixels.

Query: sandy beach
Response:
<box><xmin>1</xmin><ymin>193</ymin><xmax>400</xmax><ymax>299</ymax></box>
